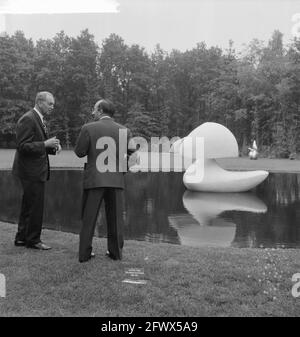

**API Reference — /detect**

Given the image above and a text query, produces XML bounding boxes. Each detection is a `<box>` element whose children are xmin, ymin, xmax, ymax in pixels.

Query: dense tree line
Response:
<box><xmin>0</xmin><ymin>29</ymin><xmax>299</xmax><ymax>157</ymax></box>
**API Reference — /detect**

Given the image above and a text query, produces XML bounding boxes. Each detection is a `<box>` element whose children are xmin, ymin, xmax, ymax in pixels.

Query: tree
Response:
<box><xmin>0</xmin><ymin>32</ymin><xmax>34</xmax><ymax>146</ymax></box>
<box><xmin>125</xmin><ymin>103</ymin><xmax>155</xmax><ymax>140</ymax></box>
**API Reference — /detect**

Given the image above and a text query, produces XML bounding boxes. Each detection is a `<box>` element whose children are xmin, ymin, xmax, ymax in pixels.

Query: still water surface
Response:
<box><xmin>0</xmin><ymin>170</ymin><xmax>299</xmax><ymax>249</ymax></box>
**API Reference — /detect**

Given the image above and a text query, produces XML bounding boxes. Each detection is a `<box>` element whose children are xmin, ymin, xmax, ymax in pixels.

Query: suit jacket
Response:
<box><xmin>12</xmin><ymin>109</ymin><xmax>56</xmax><ymax>182</ymax></box>
<box><xmin>74</xmin><ymin>118</ymin><xmax>135</xmax><ymax>190</ymax></box>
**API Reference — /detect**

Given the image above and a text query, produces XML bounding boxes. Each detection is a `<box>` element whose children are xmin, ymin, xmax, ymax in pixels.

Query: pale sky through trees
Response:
<box><xmin>0</xmin><ymin>0</ymin><xmax>119</xmax><ymax>13</ymax></box>
<box><xmin>0</xmin><ymin>0</ymin><xmax>300</xmax><ymax>52</ymax></box>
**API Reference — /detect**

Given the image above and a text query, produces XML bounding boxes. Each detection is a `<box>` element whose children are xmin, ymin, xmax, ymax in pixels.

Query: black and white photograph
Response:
<box><xmin>0</xmin><ymin>0</ymin><xmax>300</xmax><ymax>320</ymax></box>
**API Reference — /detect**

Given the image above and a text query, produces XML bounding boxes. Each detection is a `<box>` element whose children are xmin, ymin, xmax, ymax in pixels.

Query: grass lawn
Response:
<box><xmin>1</xmin><ymin>222</ymin><xmax>300</xmax><ymax>317</ymax></box>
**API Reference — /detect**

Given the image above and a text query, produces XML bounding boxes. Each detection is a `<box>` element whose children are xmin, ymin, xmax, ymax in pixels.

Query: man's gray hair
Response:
<box><xmin>35</xmin><ymin>92</ymin><xmax>54</xmax><ymax>105</ymax></box>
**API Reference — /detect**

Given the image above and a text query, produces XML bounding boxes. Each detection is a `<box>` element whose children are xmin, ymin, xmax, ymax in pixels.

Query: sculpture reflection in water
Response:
<box><xmin>168</xmin><ymin>191</ymin><xmax>267</xmax><ymax>248</ymax></box>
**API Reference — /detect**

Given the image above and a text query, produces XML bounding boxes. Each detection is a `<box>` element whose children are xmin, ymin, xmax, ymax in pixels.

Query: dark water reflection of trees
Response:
<box><xmin>0</xmin><ymin>170</ymin><xmax>299</xmax><ymax>248</ymax></box>
<box><xmin>229</xmin><ymin>174</ymin><xmax>300</xmax><ymax>248</ymax></box>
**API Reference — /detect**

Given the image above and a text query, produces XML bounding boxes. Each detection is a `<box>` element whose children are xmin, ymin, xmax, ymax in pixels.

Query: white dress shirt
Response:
<box><xmin>33</xmin><ymin>107</ymin><xmax>61</xmax><ymax>153</ymax></box>
<box><xmin>33</xmin><ymin>107</ymin><xmax>45</xmax><ymax>125</ymax></box>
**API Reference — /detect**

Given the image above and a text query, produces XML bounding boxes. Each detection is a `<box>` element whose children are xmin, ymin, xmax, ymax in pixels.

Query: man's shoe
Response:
<box><xmin>14</xmin><ymin>240</ymin><xmax>26</xmax><ymax>247</ymax></box>
<box><xmin>79</xmin><ymin>252</ymin><xmax>95</xmax><ymax>263</ymax></box>
<box><xmin>27</xmin><ymin>242</ymin><xmax>52</xmax><ymax>250</ymax></box>
<box><xmin>105</xmin><ymin>251</ymin><xmax>119</xmax><ymax>261</ymax></box>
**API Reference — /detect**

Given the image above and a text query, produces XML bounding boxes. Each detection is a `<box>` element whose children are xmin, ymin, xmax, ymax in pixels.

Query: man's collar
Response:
<box><xmin>33</xmin><ymin>107</ymin><xmax>44</xmax><ymax>123</ymax></box>
<box><xmin>100</xmin><ymin>115</ymin><xmax>112</xmax><ymax>120</ymax></box>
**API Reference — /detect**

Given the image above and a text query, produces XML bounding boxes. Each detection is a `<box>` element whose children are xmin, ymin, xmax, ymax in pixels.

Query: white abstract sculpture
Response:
<box><xmin>168</xmin><ymin>191</ymin><xmax>267</xmax><ymax>247</ymax></box>
<box><xmin>172</xmin><ymin>122</ymin><xmax>268</xmax><ymax>192</ymax></box>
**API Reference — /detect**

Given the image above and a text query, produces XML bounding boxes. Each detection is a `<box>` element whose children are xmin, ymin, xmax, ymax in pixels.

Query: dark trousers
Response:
<box><xmin>15</xmin><ymin>179</ymin><xmax>45</xmax><ymax>246</ymax></box>
<box><xmin>79</xmin><ymin>187</ymin><xmax>124</xmax><ymax>262</ymax></box>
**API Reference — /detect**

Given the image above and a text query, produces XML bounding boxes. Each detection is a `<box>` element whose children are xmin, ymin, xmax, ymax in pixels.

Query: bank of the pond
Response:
<box><xmin>0</xmin><ymin>149</ymin><xmax>300</xmax><ymax>173</ymax></box>
<box><xmin>0</xmin><ymin>222</ymin><xmax>300</xmax><ymax>317</ymax></box>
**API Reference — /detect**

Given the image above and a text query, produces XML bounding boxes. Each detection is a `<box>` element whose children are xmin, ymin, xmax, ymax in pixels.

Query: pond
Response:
<box><xmin>0</xmin><ymin>169</ymin><xmax>299</xmax><ymax>249</ymax></box>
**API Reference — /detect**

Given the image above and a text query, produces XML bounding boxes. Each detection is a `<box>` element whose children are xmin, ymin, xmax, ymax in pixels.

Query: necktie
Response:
<box><xmin>41</xmin><ymin>119</ymin><xmax>48</xmax><ymax>135</ymax></box>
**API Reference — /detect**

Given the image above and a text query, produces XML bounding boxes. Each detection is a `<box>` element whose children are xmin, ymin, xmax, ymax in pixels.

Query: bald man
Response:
<box><xmin>12</xmin><ymin>92</ymin><xmax>61</xmax><ymax>250</ymax></box>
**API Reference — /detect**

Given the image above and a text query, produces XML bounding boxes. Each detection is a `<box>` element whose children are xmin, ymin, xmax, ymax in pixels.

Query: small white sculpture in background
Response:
<box><xmin>248</xmin><ymin>140</ymin><xmax>258</xmax><ymax>160</ymax></box>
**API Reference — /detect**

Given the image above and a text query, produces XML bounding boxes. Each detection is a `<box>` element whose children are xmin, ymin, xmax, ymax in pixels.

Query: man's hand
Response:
<box><xmin>128</xmin><ymin>151</ymin><xmax>140</xmax><ymax>168</ymax></box>
<box><xmin>56</xmin><ymin>144</ymin><xmax>62</xmax><ymax>154</ymax></box>
<box><xmin>44</xmin><ymin>136</ymin><xmax>60</xmax><ymax>149</ymax></box>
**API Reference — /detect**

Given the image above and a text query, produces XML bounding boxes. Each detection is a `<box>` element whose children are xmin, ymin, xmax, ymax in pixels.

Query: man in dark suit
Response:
<box><xmin>74</xmin><ymin>99</ymin><xmax>135</xmax><ymax>263</ymax></box>
<box><xmin>12</xmin><ymin>91</ymin><xmax>61</xmax><ymax>250</ymax></box>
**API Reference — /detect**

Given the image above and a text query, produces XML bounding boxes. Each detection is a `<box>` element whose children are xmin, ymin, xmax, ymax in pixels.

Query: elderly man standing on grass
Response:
<box><xmin>74</xmin><ymin>98</ymin><xmax>136</xmax><ymax>263</ymax></box>
<box><xmin>12</xmin><ymin>91</ymin><xmax>61</xmax><ymax>250</ymax></box>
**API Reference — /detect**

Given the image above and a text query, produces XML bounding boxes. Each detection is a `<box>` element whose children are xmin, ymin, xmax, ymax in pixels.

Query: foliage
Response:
<box><xmin>0</xmin><ymin>29</ymin><xmax>299</xmax><ymax>157</ymax></box>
